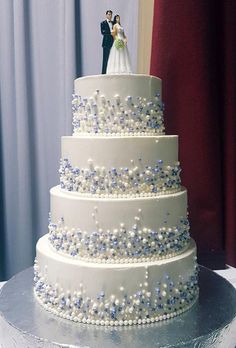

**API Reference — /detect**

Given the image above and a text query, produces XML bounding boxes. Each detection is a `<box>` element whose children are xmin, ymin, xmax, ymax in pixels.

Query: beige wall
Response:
<box><xmin>137</xmin><ymin>0</ymin><xmax>154</xmax><ymax>74</ymax></box>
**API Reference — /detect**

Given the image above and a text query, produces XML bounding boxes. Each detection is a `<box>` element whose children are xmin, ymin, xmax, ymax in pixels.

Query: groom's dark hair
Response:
<box><xmin>106</xmin><ymin>10</ymin><xmax>113</xmax><ymax>15</ymax></box>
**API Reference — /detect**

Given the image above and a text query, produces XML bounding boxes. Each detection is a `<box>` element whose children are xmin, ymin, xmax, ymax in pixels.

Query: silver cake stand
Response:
<box><xmin>0</xmin><ymin>266</ymin><xmax>236</xmax><ymax>348</ymax></box>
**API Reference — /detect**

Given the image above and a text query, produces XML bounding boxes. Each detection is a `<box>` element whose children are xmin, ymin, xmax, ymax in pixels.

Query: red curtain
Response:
<box><xmin>150</xmin><ymin>0</ymin><xmax>236</xmax><ymax>266</ymax></box>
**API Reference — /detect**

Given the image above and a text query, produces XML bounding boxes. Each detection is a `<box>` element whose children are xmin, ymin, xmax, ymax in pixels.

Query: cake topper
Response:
<box><xmin>101</xmin><ymin>11</ymin><xmax>132</xmax><ymax>74</ymax></box>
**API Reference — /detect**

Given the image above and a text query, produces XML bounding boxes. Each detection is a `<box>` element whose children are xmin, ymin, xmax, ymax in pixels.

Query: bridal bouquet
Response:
<box><xmin>114</xmin><ymin>38</ymin><xmax>125</xmax><ymax>49</ymax></box>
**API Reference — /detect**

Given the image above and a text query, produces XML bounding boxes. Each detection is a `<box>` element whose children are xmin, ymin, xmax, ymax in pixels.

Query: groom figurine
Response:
<box><xmin>101</xmin><ymin>10</ymin><xmax>114</xmax><ymax>74</ymax></box>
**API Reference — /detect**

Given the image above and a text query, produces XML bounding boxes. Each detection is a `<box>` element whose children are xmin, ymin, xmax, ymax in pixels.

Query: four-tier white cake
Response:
<box><xmin>34</xmin><ymin>74</ymin><xmax>199</xmax><ymax>326</ymax></box>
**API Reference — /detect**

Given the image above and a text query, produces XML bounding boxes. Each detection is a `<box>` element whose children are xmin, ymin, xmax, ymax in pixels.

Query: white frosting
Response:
<box><xmin>50</xmin><ymin>186</ymin><xmax>188</xmax><ymax>233</ymax></box>
<box><xmin>35</xmin><ymin>236</ymin><xmax>198</xmax><ymax>325</ymax></box>
<box><xmin>72</xmin><ymin>74</ymin><xmax>164</xmax><ymax>136</ymax></box>
<box><xmin>59</xmin><ymin>135</ymin><xmax>181</xmax><ymax>196</ymax></box>
<box><xmin>48</xmin><ymin>187</ymin><xmax>190</xmax><ymax>261</ymax></box>
<box><xmin>61</xmin><ymin>135</ymin><xmax>178</xmax><ymax>168</ymax></box>
<box><xmin>74</xmin><ymin>74</ymin><xmax>162</xmax><ymax>102</ymax></box>
<box><xmin>34</xmin><ymin>73</ymin><xmax>199</xmax><ymax>326</ymax></box>
<box><xmin>36</xmin><ymin>236</ymin><xmax>196</xmax><ymax>296</ymax></box>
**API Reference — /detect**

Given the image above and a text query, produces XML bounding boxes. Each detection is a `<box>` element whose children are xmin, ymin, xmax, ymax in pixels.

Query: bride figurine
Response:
<box><xmin>106</xmin><ymin>15</ymin><xmax>132</xmax><ymax>74</ymax></box>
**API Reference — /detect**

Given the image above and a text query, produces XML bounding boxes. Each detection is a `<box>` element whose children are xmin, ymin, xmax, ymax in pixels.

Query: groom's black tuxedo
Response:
<box><xmin>101</xmin><ymin>20</ymin><xmax>113</xmax><ymax>74</ymax></box>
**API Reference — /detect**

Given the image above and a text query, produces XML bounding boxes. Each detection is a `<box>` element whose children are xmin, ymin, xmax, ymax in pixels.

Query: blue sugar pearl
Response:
<box><xmin>110</xmin><ymin>306</ymin><xmax>117</xmax><ymax>317</ymax></box>
<box><xmin>180</xmin><ymin>292</ymin><xmax>187</xmax><ymax>299</ymax></box>
<box><xmin>100</xmin><ymin>291</ymin><xmax>105</xmax><ymax>298</ymax></box>
<box><xmin>75</xmin><ymin>299</ymin><xmax>82</xmax><ymax>308</ymax></box>
<box><xmin>35</xmin><ymin>282</ymin><xmax>44</xmax><ymax>292</ymax></box>
<box><xmin>60</xmin><ymin>297</ymin><xmax>66</xmax><ymax>307</ymax></box>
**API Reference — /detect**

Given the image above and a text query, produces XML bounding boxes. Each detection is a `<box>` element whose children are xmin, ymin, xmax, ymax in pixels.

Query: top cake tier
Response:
<box><xmin>72</xmin><ymin>74</ymin><xmax>164</xmax><ymax>136</ymax></box>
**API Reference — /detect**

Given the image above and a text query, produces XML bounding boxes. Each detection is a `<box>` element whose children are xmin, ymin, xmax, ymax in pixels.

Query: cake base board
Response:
<box><xmin>0</xmin><ymin>266</ymin><xmax>236</xmax><ymax>348</ymax></box>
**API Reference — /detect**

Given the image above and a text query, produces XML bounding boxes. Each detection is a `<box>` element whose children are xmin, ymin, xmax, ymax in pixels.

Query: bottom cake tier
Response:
<box><xmin>34</xmin><ymin>235</ymin><xmax>198</xmax><ymax>326</ymax></box>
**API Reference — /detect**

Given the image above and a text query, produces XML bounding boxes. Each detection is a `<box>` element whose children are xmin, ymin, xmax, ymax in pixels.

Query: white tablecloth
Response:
<box><xmin>1</xmin><ymin>267</ymin><xmax>236</xmax><ymax>290</ymax></box>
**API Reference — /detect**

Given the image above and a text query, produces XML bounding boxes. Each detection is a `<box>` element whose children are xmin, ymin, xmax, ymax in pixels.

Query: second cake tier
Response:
<box><xmin>60</xmin><ymin>135</ymin><xmax>181</xmax><ymax>196</ymax></box>
<box><xmin>49</xmin><ymin>186</ymin><xmax>190</xmax><ymax>262</ymax></box>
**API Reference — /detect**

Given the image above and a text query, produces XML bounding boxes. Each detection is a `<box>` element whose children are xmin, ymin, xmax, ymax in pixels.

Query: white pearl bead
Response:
<box><xmin>162</xmin><ymin>290</ymin><xmax>167</xmax><ymax>297</ymax></box>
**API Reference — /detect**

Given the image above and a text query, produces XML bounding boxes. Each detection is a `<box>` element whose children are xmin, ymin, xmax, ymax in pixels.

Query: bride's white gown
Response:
<box><xmin>107</xmin><ymin>24</ymin><xmax>132</xmax><ymax>74</ymax></box>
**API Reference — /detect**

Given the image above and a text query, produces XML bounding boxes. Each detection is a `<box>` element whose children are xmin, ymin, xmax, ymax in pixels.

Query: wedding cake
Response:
<box><xmin>34</xmin><ymin>74</ymin><xmax>199</xmax><ymax>326</ymax></box>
